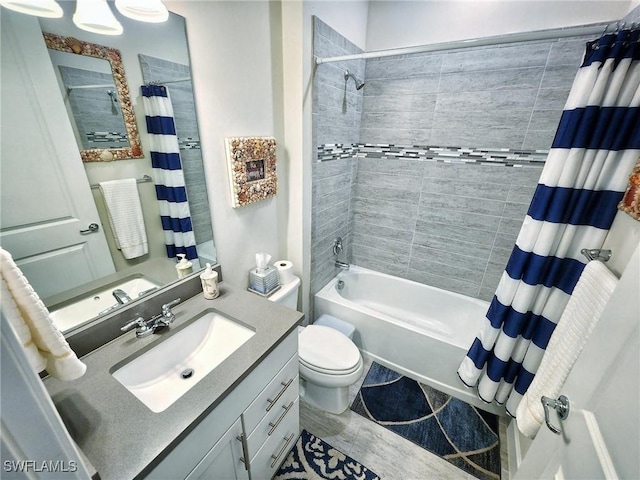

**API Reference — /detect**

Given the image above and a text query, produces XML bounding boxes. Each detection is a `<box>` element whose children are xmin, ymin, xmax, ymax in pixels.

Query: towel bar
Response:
<box><xmin>581</xmin><ymin>248</ymin><xmax>612</xmax><ymax>262</ymax></box>
<box><xmin>90</xmin><ymin>175</ymin><xmax>152</xmax><ymax>189</ymax></box>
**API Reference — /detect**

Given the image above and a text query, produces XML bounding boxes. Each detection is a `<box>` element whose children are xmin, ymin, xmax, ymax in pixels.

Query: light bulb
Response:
<box><xmin>0</xmin><ymin>0</ymin><xmax>63</xmax><ymax>18</ymax></box>
<box><xmin>73</xmin><ymin>0</ymin><xmax>123</xmax><ymax>36</ymax></box>
<box><xmin>115</xmin><ymin>0</ymin><xmax>168</xmax><ymax>23</ymax></box>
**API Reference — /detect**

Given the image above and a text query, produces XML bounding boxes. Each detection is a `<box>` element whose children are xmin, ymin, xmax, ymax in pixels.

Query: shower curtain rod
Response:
<box><xmin>145</xmin><ymin>77</ymin><xmax>192</xmax><ymax>85</ymax></box>
<box><xmin>315</xmin><ymin>22</ymin><xmax>612</xmax><ymax>65</ymax></box>
<box><xmin>66</xmin><ymin>83</ymin><xmax>115</xmax><ymax>91</ymax></box>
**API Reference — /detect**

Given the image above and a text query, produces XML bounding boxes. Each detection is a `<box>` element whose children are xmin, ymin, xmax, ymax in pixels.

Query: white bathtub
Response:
<box><xmin>194</xmin><ymin>239</ymin><xmax>217</xmax><ymax>270</ymax></box>
<box><xmin>314</xmin><ymin>265</ymin><xmax>504</xmax><ymax>416</ymax></box>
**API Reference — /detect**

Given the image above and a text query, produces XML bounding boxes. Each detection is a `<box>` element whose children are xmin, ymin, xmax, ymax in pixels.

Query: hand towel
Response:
<box><xmin>516</xmin><ymin>260</ymin><xmax>618</xmax><ymax>438</ymax></box>
<box><xmin>0</xmin><ymin>248</ymin><xmax>87</xmax><ymax>381</ymax></box>
<box><xmin>99</xmin><ymin>179</ymin><xmax>148</xmax><ymax>260</ymax></box>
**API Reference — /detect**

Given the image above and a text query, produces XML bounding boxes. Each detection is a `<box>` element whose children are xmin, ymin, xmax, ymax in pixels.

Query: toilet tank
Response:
<box><xmin>268</xmin><ymin>276</ymin><xmax>300</xmax><ymax>310</ymax></box>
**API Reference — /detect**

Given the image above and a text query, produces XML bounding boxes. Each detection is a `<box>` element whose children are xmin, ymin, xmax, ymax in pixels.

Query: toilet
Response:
<box><xmin>268</xmin><ymin>276</ymin><xmax>364</xmax><ymax>414</ymax></box>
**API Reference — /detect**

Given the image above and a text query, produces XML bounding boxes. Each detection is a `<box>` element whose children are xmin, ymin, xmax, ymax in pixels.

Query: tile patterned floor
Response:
<box><xmin>299</xmin><ymin>356</ymin><xmax>511</xmax><ymax>480</ymax></box>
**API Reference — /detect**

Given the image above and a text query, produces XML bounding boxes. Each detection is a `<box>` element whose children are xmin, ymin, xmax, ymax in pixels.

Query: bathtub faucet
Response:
<box><xmin>335</xmin><ymin>260</ymin><xmax>350</xmax><ymax>270</ymax></box>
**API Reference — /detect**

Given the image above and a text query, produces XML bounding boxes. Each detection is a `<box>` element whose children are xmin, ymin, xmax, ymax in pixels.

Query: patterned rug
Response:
<box><xmin>273</xmin><ymin>429</ymin><xmax>380</xmax><ymax>480</ymax></box>
<box><xmin>351</xmin><ymin>362</ymin><xmax>500</xmax><ymax>480</ymax></box>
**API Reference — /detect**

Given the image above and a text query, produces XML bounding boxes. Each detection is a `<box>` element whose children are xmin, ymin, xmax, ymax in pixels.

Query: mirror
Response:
<box><xmin>1</xmin><ymin>8</ymin><xmax>217</xmax><ymax>334</ymax></box>
<box><xmin>44</xmin><ymin>32</ymin><xmax>143</xmax><ymax>162</ymax></box>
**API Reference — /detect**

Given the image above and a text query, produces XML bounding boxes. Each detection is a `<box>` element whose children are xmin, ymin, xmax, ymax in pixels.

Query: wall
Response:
<box><xmin>351</xmin><ymin>32</ymin><xmax>589</xmax><ymax>300</ymax></box>
<box><xmin>360</xmin><ymin>34</ymin><xmax>589</xmax><ymax>150</ymax></box>
<box><xmin>365</xmin><ymin>1</ymin><xmax>631</xmax><ymax>51</ymax></box>
<box><xmin>167</xmin><ymin>1</ymin><xmax>284</xmax><ymax>288</ymax></box>
<box><xmin>351</xmin><ymin>151</ymin><xmax>543</xmax><ymax>300</ymax></box>
<box><xmin>310</xmin><ymin>18</ymin><xmax>364</xmax><ymax>298</ymax></box>
<box><xmin>304</xmin><ymin>1</ymin><xmax>369</xmax><ymax>52</ymax></box>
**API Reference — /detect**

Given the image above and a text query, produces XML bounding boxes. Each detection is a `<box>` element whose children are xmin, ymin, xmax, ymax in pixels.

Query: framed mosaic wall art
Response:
<box><xmin>618</xmin><ymin>156</ymin><xmax>640</xmax><ymax>221</ymax></box>
<box><xmin>225</xmin><ymin>136</ymin><xmax>277</xmax><ymax>208</ymax></box>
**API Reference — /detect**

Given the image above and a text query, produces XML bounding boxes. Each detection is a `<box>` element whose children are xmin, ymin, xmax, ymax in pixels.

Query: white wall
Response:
<box><xmin>366</xmin><ymin>1</ymin><xmax>630</xmax><ymax>51</ymax></box>
<box><xmin>280</xmin><ymin>0</ymin><xmax>309</xmax><ymax>315</ymax></box>
<box><xmin>167</xmin><ymin>1</ymin><xmax>284</xmax><ymax>288</ymax></box>
<box><xmin>304</xmin><ymin>1</ymin><xmax>369</xmax><ymax>50</ymax></box>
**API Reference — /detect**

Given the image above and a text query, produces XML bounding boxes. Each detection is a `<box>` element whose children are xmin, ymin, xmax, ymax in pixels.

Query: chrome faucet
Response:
<box><xmin>121</xmin><ymin>298</ymin><xmax>181</xmax><ymax>338</ymax></box>
<box><xmin>112</xmin><ymin>288</ymin><xmax>132</xmax><ymax>304</ymax></box>
<box><xmin>332</xmin><ymin>237</ymin><xmax>350</xmax><ymax>270</ymax></box>
<box><xmin>335</xmin><ymin>260</ymin><xmax>350</xmax><ymax>270</ymax></box>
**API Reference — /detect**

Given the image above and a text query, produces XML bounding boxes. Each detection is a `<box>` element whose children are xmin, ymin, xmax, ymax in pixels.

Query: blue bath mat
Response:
<box><xmin>273</xmin><ymin>429</ymin><xmax>380</xmax><ymax>480</ymax></box>
<box><xmin>351</xmin><ymin>362</ymin><xmax>500</xmax><ymax>480</ymax></box>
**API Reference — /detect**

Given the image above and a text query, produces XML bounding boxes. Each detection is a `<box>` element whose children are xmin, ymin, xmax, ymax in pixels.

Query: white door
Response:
<box><xmin>0</xmin><ymin>11</ymin><xmax>115</xmax><ymax>299</ymax></box>
<box><xmin>515</xmin><ymin>246</ymin><xmax>640</xmax><ymax>479</ymax></box>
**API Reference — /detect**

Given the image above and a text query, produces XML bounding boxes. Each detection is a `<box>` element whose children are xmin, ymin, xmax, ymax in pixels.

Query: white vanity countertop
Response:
<box><xmin>43</xmin><ymin>283</ymin><xmax>304</xmax><ymax>480</ymax></box>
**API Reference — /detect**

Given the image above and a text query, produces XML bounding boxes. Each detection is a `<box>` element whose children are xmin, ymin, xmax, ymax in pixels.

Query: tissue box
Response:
<box><xmin>249</xmin><ymin>266</ymin><xmax>279</xmax><ymax>294</ymax></box>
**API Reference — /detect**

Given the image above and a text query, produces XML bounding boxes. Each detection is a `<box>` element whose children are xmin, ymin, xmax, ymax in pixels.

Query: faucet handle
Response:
<box><xmin>121</xmin><ymin>316</ymin><xmax>151</xmax><ymax>336</ymax></box>
<box><xmin>160</xmin><ymin>298</ymin><xmax>181</xmax><ymax>324</ymax></box>
<box><xmin>162</xmin><ymin>298</ymin><xmax>181</xmax><ymax>314</ymax></box>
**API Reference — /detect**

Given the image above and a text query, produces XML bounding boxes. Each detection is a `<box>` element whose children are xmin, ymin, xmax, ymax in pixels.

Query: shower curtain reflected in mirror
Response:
<box><xmin>141</xmin><ymin>84</ymin><xmax>198</xmax><ymax>261</ymax></box>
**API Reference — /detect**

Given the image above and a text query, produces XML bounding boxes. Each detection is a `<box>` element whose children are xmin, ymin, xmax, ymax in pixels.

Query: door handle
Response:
<box><xmin>80</xmin><ymin>223</ymin><xmax>100</xmax><ymax>235</ymax></box>
<box><xmin>541</xmin><ymin>395</ymin><xmax>570</xmax><ymax>435</ymax></box>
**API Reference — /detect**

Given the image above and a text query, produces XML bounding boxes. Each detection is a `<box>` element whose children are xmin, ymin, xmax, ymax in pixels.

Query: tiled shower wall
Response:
<box><xmin>139</xmin><ymin>55</ymin><xmax>213</xmax><ymax>247</ymax></box>
<box><xmin>311</xmin><ymin>18</ymin><xmax>364</xmax><ymax>297</ymax></box>
<box><xmin>312</xmin><ymin>21</ymin><xmax>590</xmax><ymax>301</ymax></box>
<box><xmin>351</xmin><ymin>147</ymin><xmax>543</xmax><ymax>300</ymax></box>
<box><xmin>360</xmin><ymin>35</ymin><xmax>590</xmax><ymax>150</ymax></box>
<box><xmin>60</xmin><ymin>66</ymin><xmax>128</xmax><ymax>149</ymax></box>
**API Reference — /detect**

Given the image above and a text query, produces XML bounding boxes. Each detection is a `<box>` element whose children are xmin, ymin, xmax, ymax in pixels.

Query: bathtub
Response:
<box><xmin>314</xmin><ymin>265</ymin><xmax>504</xmax><ymax>416</ymax></box>
<box><xmin>194</xmin><ymin>239</ymin><xmax>217</xmax><ymax>270</ymax></box>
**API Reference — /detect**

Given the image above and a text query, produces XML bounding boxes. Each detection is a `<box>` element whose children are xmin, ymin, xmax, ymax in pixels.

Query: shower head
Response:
<box><xmin>344</xmin><ymin>70</ymin><xmax>365</xmax><ymax>90</ymax></box>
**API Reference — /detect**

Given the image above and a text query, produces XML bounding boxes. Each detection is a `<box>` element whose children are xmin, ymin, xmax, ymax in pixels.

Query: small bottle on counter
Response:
<box><xmin>200</xmin><ymin>263</ymin><xmax>219</xmax><ymax>299</ymax></box>
<box><xmin>175</xmin><ymin>253</ymin><xmax>193</xmax><ymax>279</ymax></box>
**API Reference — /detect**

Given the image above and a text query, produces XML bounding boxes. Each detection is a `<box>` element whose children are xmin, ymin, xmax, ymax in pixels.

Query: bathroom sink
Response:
<box><xmin>111</xmin><ymin>311</ymin><xmax>255</xmax><ymax>413</ymax></box>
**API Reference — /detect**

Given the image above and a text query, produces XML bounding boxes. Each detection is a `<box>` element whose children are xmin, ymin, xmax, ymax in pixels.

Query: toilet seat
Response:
<box><xmin>298</xmin><ymin>325</ymin><xmax>361</xmax><ymax>373</ymax></box>
<box><xmin>299</xmin><ymin>357</ymin><xmax>362</xmax><ymax>376</ymax></box>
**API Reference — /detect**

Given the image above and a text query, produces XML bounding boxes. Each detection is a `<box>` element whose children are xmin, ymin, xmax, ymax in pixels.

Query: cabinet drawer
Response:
<box><xmin>247</xmin><ymin>377</ymin><xmax>298</xmax><ymax>460</ymax></box>
<box><xmin>243</xmin><ymin>353</ymin><xmax>298</xmax><ymax>435</ymax></box>
<box><xmin>250</xmin><ymin>398</ymin><xmax>299</xmax><ymax>480</ymax></box>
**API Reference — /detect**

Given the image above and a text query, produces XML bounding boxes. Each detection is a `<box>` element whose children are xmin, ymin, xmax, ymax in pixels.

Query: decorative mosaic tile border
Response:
<box><xmin>317</xmin><ymin>144</ymin><xmax>359</xmax><ymax>162</ymax></box>
<box><xmin>317</xmin><ymin>143</ymin><xmax>548</xmax><ymax>167</ymax></box>
<box><xmin>87</xmin><ymin>132</ymin><xmax>129</xmax><ymax>144</ymax></box>
<box><xmin>178</xmin><ymin>137</ymin><xmax>201</xmax><ymax>150</ymax></box>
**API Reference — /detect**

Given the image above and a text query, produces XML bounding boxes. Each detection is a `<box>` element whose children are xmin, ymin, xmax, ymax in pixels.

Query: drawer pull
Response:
<box><xmin>268</xmin><ymin>401</ymin><xmax>294</xmax><ymax>435</ymax></box>
<box><xmin>266</xmin><ymin>378</ymin><xmax>293</xmax><ymax>412</ymax></box>
<box><xmin>236</xmin><ymin>434</ymin><xmax>250</xmax><ymax>470</ymax></box>
<box><xmin>270</xmin><ymin>433</ymin><xmax>295</xmax><ymax>468</ymax></box>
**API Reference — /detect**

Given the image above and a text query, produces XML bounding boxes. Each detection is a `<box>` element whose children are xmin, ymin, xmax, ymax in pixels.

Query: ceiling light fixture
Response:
<box><xmin>114</xmin><ymin>0</ymin><xmax>168</xmax><ymax>23</ymax></box>
<box><xmin>73</xmin><ymin>0</ymin><xmax>123</xmax><ymax>36</ymax></box>
<box><xmin>0</xmin><ymin>0</ymin><xmax>63</xmax><ymax>18</ymax></box>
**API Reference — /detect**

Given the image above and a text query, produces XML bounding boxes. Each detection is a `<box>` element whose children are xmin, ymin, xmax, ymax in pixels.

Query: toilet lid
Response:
<box><xmin>299</xmin><ymin>325</ymin><xmax>360</xmax><ymax>372</ymax></box>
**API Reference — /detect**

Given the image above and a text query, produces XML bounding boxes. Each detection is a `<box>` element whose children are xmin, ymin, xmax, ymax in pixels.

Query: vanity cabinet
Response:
<box><xmin>146</xmin><ymin>330</ymin><xmax>299</xmax><ymax>480</ymax></box>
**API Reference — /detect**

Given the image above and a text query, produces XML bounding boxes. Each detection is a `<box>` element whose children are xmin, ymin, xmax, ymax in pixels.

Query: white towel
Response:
<box><xmin>99</xmin><ymin>179</ymin><xmax>148</xmax><ymax>260</ymax></box>
<box><xmin>0</xmin><ymin>248</ymin><xmax>86</xmax><ymax>381</ymax></box>
<box><xmin>516</xmin><ymin>260</ymin><xmax>618</xmax><ymax>438</ymax></box>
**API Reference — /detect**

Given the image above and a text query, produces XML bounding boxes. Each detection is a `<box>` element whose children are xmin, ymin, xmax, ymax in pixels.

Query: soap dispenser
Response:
<box><xmin>175</xmin><ymin>254</ymin><xmax>193</xmax><ymax>279</ymax></box>
<box><xmin>200</xmin><ymin>263</ymin><xmax>219</xmax><ymax>299</ymax></box>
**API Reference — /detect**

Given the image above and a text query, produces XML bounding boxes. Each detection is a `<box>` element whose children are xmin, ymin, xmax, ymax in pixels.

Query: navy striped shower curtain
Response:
<box><xmin>141</xmin><ymin>85</ymin><xmax>198</xmax><ymax>260</ymax></box>
<box><xmin>458</xmin><ymin>28</ymin><xmax>640</xmax><ymax>416</ymax></box>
